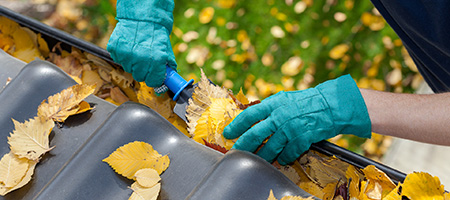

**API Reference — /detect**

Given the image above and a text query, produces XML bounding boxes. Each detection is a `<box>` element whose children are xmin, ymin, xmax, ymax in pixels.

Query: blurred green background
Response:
<box><xmin>7</xmin><ymin>0</ymin><xmax>423</xmax><ymax>159</ymax></box>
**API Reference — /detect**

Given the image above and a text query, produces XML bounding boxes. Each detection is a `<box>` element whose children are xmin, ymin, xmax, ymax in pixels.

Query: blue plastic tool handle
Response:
<box><xmin>164</xmin><ymin>65</ymin><xmax>194</xmax><ymax>101</ymax></box>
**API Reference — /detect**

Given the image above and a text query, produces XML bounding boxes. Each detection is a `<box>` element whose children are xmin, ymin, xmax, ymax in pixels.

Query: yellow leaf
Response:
<box><xmin>445</xmin><ymin>192</ymin><xmax>450</xmax><ymax>200</ymax></box>
<box><xmin>167</xmin><ymin>116</ymin><xmax>189</xmax><ymax>137</ymax></box>
<box><xmin>103</xmin><ymin>141</ymin><xmax>170</xmax><ymax>179</ymax></box>
<box><xmin>0</xmin><ymin>159</ymin><xmax>37</xmax><ymax>196</ymax></box>
<box><xmin>383</xmin><ymin>184</ymin><xmax>402</xmax><ymax>200</ymax></box>
<box><xmin>321</xmin><ymin>183</ymin><xmax>337</xmax><ymax>200</ymax></box>
<box><xmin>37</xmin><ymin>84</ymin><xmax>95</xmax><ymax>122</ymax></box>
<box><xmin>199</xmin><ymin>7</ymin><xmax>214</xmax><ymax>24</ymax></box>
<box><xmin>192</xmin><ymin>97</ymin><xmax>241</xmax><ymax>149</ymax></box>
<box><xmin>75</xmin><ymin>100</ymin><xmax>93</xmax><ymax>115</ymax></box>
<box><xmin>129</xmin><ymin>182</ymin><xmax>160</xmax><ymax>200</ymax></box>
<box><xmin>0</xmin><ymin>152</ymin><xmax>29</xmax><ymax>188</ymax></box>
<box><xmin>217</xmin><ymin>0</ymin><xmax>236</xmax><ymax>8</ymax></box>
<box><xmin>236</xmin><ymin>88</ymin><xmax>250</xmax><ymax>105</ymax></box>
<box><xmin>402</xmin><ymin>172</ymin><xmax>445</xmax><ymax>200</ymax></box>
<box><xmin>361</xmin><ymin>165</ymin><xmax>396</xmax><ymax>196</ymax></box>
<box><xmin>329</xmin><ymin>44</ymin><xmax>349</xmax><ymax>60</ymax></box>
<box><xmin>11</xmin><ymin>27</ymin><xmax>43</xmax><ymax>63</ymax></box>
<box><xmin>8</xmin><ymin>117</ymin><xmax>54</xmax><ymax>161</ymax></box>
<box><xmin>0</xmin><ymin>34</ymin><xmax>14</xmax><ymax>52</ymax></box>
<box><xmin>0</xmin><ymin>16</ymin><xmax>19</xmax><ymax>35</ymax></box>
<box><xmin>186</xmin><ymin>69</ymin><xmax>229</xmax><ymax>135</ymax></box>
<box><xmin>268</xmin><ymin>190</ymin><xmax>277</xmax><ymax>200</ymax></box>
<box><xmin>134</xmin><ymin>168</ymin><xmax>160</xmax><ymax>188</ymax></box>
<box><xmin>267</xmin><ymin>189</ymin><xmax>315</xmax><ymax>200</ymax></box>
<box><xmin>137</xmin><ymin>82</ymin><xmax>173</xmax><ymax>120</ymax></box>
<box><xmin>37</xmin><ymin>33</ymin><xmax>49</xmax><ymax>58</ymax></box>
<box><xmin>346</xmin><ymin>165</ymin><xmax>364</xmax><ymax>198</ymax></box>
<box><xmin>281</xmin><ymin>56</ymin><xmax>303</xmax><ymax>76</ymax></box>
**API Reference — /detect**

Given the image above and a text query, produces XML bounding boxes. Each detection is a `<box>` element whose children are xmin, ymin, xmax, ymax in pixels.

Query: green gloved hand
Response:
<box><xmin>107</xmin><ymin>0</ymin><xmax>176</xmax><ymax>90</ymax></box>
<box><xmin>223</xmin><ymin>75</ymin><xmax>371</xmax><ymax>165</ymax></box>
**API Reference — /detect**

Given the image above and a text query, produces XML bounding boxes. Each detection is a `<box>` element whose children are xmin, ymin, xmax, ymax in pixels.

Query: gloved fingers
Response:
<box><xmin>256</xmin><ymin>131</ymin><xmax>289</xmax><ymax>163</ymax></box>
<box><xmin>143</xmin><ymin>58</ymin><xmax>167</xmax><ymax>88</ymax></box>
<box><xmin>277</xmin><ymin>135</ymin><xmax>311</xmax><ymax>165</ymax></box>
<box><xmin>231</xmin><ymin>117</ymin><xmax>277</xmax><ymax>152</ymax></box>
<box><xmin>223</xmin><ymin>102</ymin><xmax>274</xmax><ymax>139</ymax></box>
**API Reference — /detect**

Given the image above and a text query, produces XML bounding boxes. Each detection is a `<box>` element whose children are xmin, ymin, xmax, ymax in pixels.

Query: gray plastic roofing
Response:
<box><xmin>0</xmin><ymin>5</ymin><xmax>406</xmax><ymax>200</ymax></box>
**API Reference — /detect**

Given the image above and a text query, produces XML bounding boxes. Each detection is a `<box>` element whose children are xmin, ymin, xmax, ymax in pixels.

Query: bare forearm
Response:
<box><xmin>360</xmin><ymin>88</ymin><xmax>450</xmax><ymax>145</ymax></box>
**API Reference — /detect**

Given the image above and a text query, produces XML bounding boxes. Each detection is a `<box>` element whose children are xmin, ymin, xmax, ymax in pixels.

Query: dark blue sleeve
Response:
<box><xmin>370</xmin><ymin>0</ymin><xmax>450</xmax><ymax>93</ymax></box>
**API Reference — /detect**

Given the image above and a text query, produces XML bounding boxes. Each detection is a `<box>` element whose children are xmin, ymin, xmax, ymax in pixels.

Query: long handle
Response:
<box><xmin>164</xmin><ymin>65</ymin><xmax>194</xmax><ymax>101</ymax></box>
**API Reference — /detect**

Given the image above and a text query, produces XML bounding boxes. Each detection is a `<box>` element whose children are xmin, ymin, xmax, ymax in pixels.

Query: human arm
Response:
<box><xmin>107</xmin><ymin>0</ymin><xmax>176</xmax><ymax>92</ymax></box>
<box><xmin>361</xmin><ymin>88</ymin><xmax>450</xmax><ymax>145</ymax></box>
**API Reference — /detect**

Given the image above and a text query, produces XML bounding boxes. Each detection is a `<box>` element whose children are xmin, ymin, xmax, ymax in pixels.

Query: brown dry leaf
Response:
<box><xmin>110</xmin><ymin>87</ymin><xmax>129</xmax><ymax>105</ymax></box>
<box><xmin>279</xmin><ymin>165</ymin><xmax>301</xmax><ymax>185</ymax></box>
<box><xmin>103</xmin><ymin>141</ymin><xmax>170</xmax><ymax>179</ymax></box>
<box><xmin>129</xmin><ymin>181</ymin><xmax>160</xmax><ymax>200</ymax></box>
<box><xmin>402</xmin><ymin>172</ymin><xmax>445</xmax><ymax>199</ymax></box>
<box><xmin>110</xmin><ymin>69</ymin><xmax>138</xmax><ymax>102</ymax></box>
<box><xmin>81</xmin><ymin>70</ymin><xmax>104</xmax><ymax>94</ymax></box>
<box><xmin>137</xmin><ymin>82</ymin><xmax>173</xmax><ymax>119</ymax></box>
<box><xmin>8</xmin><ymin>117</ymin><xmax>54</xmax><ymax>161</ymax></box>
<box><xmin>0</xmin><ymin>159</ymin><xmax>37</xmax><ymax>196</ymax></box>
<box><xmin>37</xmin><ymin>84</ymin><xmax>95</xmax><ymax>122</ymax></box>
<box><xmin>0</xmin><ymin>152</ymin><xmax>29</xmax><ymax>188</ymax></box>
<box><xmin>134</xmin><ymin>168</ymin><xmax>160</xmax><ymax>188</ymax></box>
<box><xmin>299</xmin><ymin>151</ymin><xmax>348</xmax><ymax>188</ymax></box>
<box><xmin>47</xmin><ymin>52</ymin><xmax>83</xmax><ymax>78</ymax></box>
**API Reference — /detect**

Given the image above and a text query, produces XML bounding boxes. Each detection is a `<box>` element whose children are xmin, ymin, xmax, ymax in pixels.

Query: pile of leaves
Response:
<box><xmin>0</xmin><ymin>84</ymin><xmax>95</xmax><ymax>195</ymax></box>
<box><xmin>273</xmin><ymin>151</ymin><xmax>450</xmax><ymax>200</ymax></box>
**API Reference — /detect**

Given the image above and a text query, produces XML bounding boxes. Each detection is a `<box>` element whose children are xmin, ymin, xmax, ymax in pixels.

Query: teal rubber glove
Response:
<box><xmin>223</xmin><ymin>75</ymin><xmax>371</xmax><ymax>165</ymax></box>
<box><xmin>107</xmin><ymin>0</ymin><xmax>176</xmax><ymax>89</ymax></box>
